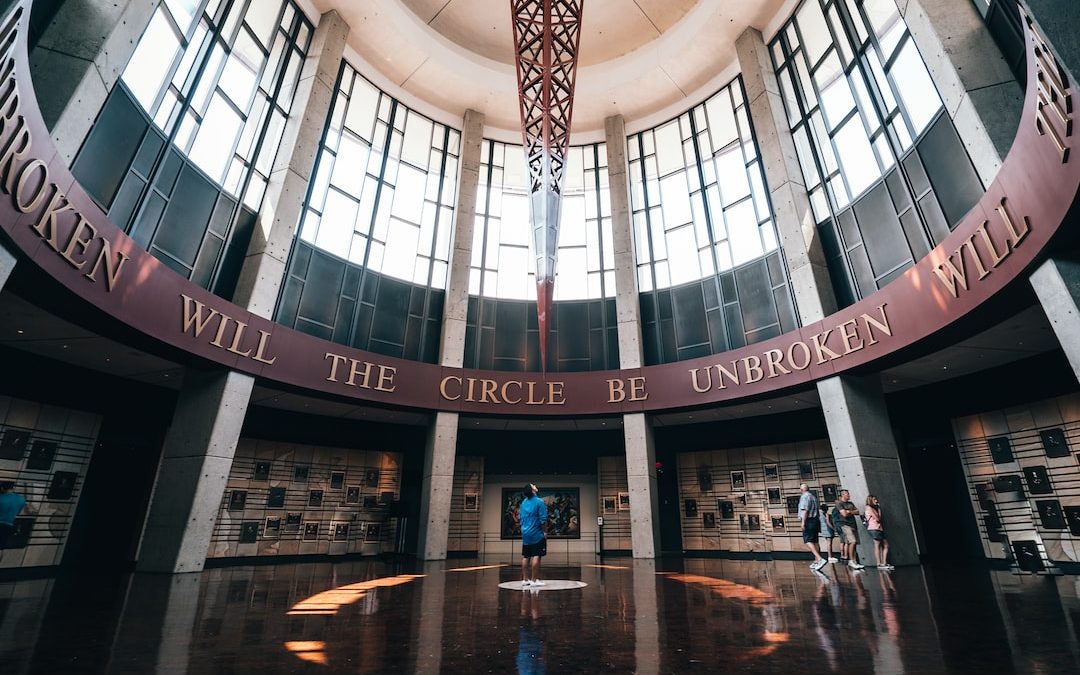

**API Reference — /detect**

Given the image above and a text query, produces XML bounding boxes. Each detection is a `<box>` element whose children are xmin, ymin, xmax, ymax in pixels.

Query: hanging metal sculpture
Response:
<box><xmin>510</xmin><ymin>0</ymin><xmax>584</xmax><ymax>371</ymax></box>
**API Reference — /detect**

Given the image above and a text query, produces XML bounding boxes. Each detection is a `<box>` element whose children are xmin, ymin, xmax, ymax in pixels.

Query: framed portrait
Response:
<box><xmin>1040</xmin><ymin>428</ymin><xmax>1069</xmax><ymax>457</ymax></box>
<box><xmin>984</xmin><ymin>503</ymin><xmax>1003</xmax><ymax>542</ymax></box>
<box><xmin>702</xmin><ymin>512</ymin><xmax>716</xmax><ymax>529</ymax></box>
<box><xmin>264</xmin><ymin>517</ymin><xmax>281</xmax><ymax>538</ymax></box>
<box><xmin>730</xmin><ymin>471</ymin><xmax>745</xmax><ymax>490</ymax></box>
<box><xmin>284</xmin><ymin>513</ymin><xmax>302</xmax><ymax>533</ymax></box>
<box><xmin>785</xmin><ymin>495</ymin><xmax>801</xmax><ymax>515</ymax></box>
<box><xmin>747</xmin><ymin>514</ymin><xmax>761</xmax><ymax>531</ymax></box>
<box><xmin>330</xmin><ymin>471</ymin><xmax>345</xmax><ymax>490</ymax></box>
<box><xmin>697</xmin><ymin>469</ymin><xmax>713</xmax><ymax>492</ymax></box>
<box><xmin>293</xmin><ymin>464</ymin><xmax>310</xmax><ymax>481</ymax></box>
<box><xmin>501</xmin><ymin>487</ymin><xmax>581</xmax><ymax>539</ymax></box>
<box><xmin>992</xmin><ymin>474</ymin><xmax>1024</xmax><ymax>496</ymax></box>
<box><xmin>228</xmin><ymin>490</ymin><xmax>247</xmax><ymax>511</ymax></box>
<box><xmin>602</xmin><ymin>496</ymin><xmax>617</xmax><ymax>514</ymax></box>
<box><xmin>1012</xmin><ymin>540</ymin><xmax>1045</xmax><ymax>572</ymax></box>
<box><xmin>47</xmin><ymin>470</ymin><xmax>78</xmax><ymax>501</ymax></box>
<box><xmin>763</xmin><ymin>463</ymin><xmax>779</xmax><ymax>483</ymax></box>
<box><xmin>798</xmin><ymin>462</ymin><xmax>814</xmax><ymax>481</ymax></box>
<box><xmin>240</xmin><ymin>521</ymin><xmax>259</xmax><ymax>543</ymax></box>
<box><xmin>267</xmin><ymin>486</ymin><xmax>286</xmax><ymax>508</ymax></box>
<box><xmin>252</xmin><ymin>461</ymin><xmax>271</xmax><ymax>481</ymax></box>
<box><xmin>308</xmin><ymin>489</ymin><xmax>323</xmax><ymax>507</ymax></box>
<box><xmin>1036</xmin><ymin>499</ymin><xmax>1066</xmax><ymax>529</ymax></box>
<box><xmin>739</xmin><ymin>514</ymin><xmax>749</xmax><ymax>532</ymax></box>
<box><xmin>988</xmin><ymin>436</ymin><xmax>1014</xmax><ymax>464</ymax></box>
<box><xmin>26</xmin><ymin>440</ymin><xmax>57</xmax><ymax>471</ymax></box>
<box><xmin>380</xmin><ymin>491</ymin><xmax>394</xmax><ymax>504</ymax></box>
<box><xmin>684</xmin><ymin>499</ymin><xmax>698</xmax><ymax>517</ymax></box>
<box><xmin>365</xmin><ymin>523</ymin><xmax>381</xmax><ymax>543</ymax></box>
<box><xmin>464</xmin><ymin>493</ymin><xmax>479</xmax><ymax>511</ymax></box>
<box><xmin>332</xmin><ymin>522</ymin><xmax>350</xmax><ymax>541</ymax></box>
<box><xmin>771</xmin><ymin>516</ymin><xmax>785</xmax><ymax>531</ymax></box>
<box><xmin>364</xmin><ymin>469</ymin><xmax>380</xmax><ymax>487</ymax></box>
<box><xmin>363</xmin><ymin>495</ymin><xmax>378</xmax><ymax>508</ymax></box>
<box><xmin>822</xmin><ymin>484</ymin><xmax>838</xmax><ymax>503</ymax></box>
<box><xmin>618</xmin><ymin>492</ymin><xmax>630</xmax><ymax>510</ymax></box>
<box><xmin>767</xmin><ymin>487</ymin><xmax>782</xmax><ymax>505</ymax></box>
<box><xmin>1023</xmin><ymin>466</ymin><xmax>1053</xmax><ymax>495</ymax></box>
<box><xmin>302</xmin><ymin>522</ymin><xmax>320</xmax><ymax>541</ymax></box>
<box><xmin>0</xmin><ymin>428</ymin><xmax>30</xmax><ymax>460</ymax></box>
<box><xmin>718</xmin><ymin>500</ymin><xmax>735</xmax><ymax>519</ymax></box>
<box><xmin>345</xmin><ymin>486</ymin><xmax>361</xmax><ymax>504</ymax></box>
<box><xmin>1064</xmin><ymin>506</ymin><xmax>1080</xmax><ymax>536</ymax></box>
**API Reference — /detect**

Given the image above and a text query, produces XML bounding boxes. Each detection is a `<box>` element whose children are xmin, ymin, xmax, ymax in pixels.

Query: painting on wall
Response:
<box><xmin>26</xmin><ymin>440</ymin><xmax>57</xmax><ymax>471</ymax></box>
<box><xmin>267</xmin><ymin>487</ymin><xmax>286</xmax><ymax>508</ymax></box>
<box><xmin>618</xmin><ymin>492</ymin><xmax>630</xmax><ymax>510</ymax></box>
<box><xmin>1065</xmin><ymin>506</ymin><xmax>1080</xmax><ymax>536</ymax></box>
<box><xmin>988</xmin><ymin>437</ymin><xmax>1014</xmax><ymax>464</ymax></box>
<box><xmin>798</xmin><ymin>462</ymin><xmax>814</xmax><ymax>481</ymax></box>
<box><xmin>8</xmin><ymin>517</ymin><xmax>33</xmax><ymax>548</ymax></box>
<box><xmin>330</xmin><ymin>471</ymin><xmax>345</xmax><ymax>490</ymax></box>
<box><xmin>763</xmin><ymin>464</ymin><xmax>778</xmax><ymax>483</ymax></box>
<box><xmin>602</xmin><ymin>496</ymin><xmax>617</xmax><ymax>514</ymax></box>
<box><xmin>309</xmin><ymin>490</ymin><xmax>324</xmax><ymax>507</ymax></box>
<box><xmin>718</xmin><ymin>500</ymin><xmax>734</xmax><ymax>519</ymax></box>
<box><xmin>767</xmin><ymin>488</ymin><xmax>781</xmax><ymax>505</ymax></box>
<box><xmin>345</xmin><ymin>486</ymin><xmax>361</xmax><ymax>504</ymax></box>
<box><xmin>500</xmin><ymin>487</ymin><xmax>581</xmax><ymax>539</ymax></box>
<box><xmin>240</xmin><ymin>522</ymin><xmax>259</xmax><ymax>543</ymax></box>
<box><xmin>264</xmin><ymin>517</ymin><xmax>281</xmax><ymax>538</ymax></box>
<box><xmin>1023</xmin><ymin>466</ymin><xmax>1053</xmax><ymax>495</ymax></box>
<box><xmin>786</xmin><ymin>495</ymin><xmax>801</xmax><ymax>515</ymax></box>
<box><xmin>0</xmin><ymin>428</ymin><xmax>29</xmax><ymax>460</ymax></box>
<box><xmin>697</xmin><ymin>469</ymin><xmax>713</xmax><ymax>492</ymax></box>
<box><xmin>684</xmin><ymin>499</ymin><xmax>698</xmax><ymax>517</ymax></box>
<box><xmin>363</xmin><ymin>496</ymin><xmax>378</xmax><ymax>508</ymax></box>
<box><xmin>284</xmin><ymin>513</ymin><xmax>302</xmax><ymax>533</ymax></box>
<box><xmin>1036</xmin><ymin>500</ymin><xmax>1066</xmax><ymax>529</ymax></box>
<box><xmin>1040</xmin><ymin>428</ymin><xmax>1069</xmax><ymax>457</ymax></box>
<box><xmin>333</xmin><ymin>522</ymin><xmax>350</xmax><ymax>541</ymax></box>
<box><xmin>702</xmin><ymin>512</ymin><xmax>716</xmax><ymax>529</ymax></box>
<box><xmin>822</xmin><ymin>484</ymin><xmax>838</xmax><ymax>503</ymax></box>
<box><xmin>303</xmin><ymin>522</ymin><xmax>320</xmax><ymax>541</ymax></box>
<box><xmin>252</xmin><ymin>462</ymin><xmax>271</xmax><ymax>481</ymax></box>
<box><xmin>46</xmin><ymin>471</ymin><xmax>77</xmax><ymax>501</ymax></box>
<box><xmin>464</xmin><ymin>493</ymin><xmax>479</xmax><ymax>511</ymax></box>
<box><xmin>365</xmin><ymin>523</ymin><xmax>381</xmax><ymax>542</ymax></box>
<box><xmin>293</xmin><ymin>465</ymin><xmax>310</xmax><ymax>481</ymax></box>
<box><xmin>1012</xmin><ymin>540</ymin><xmax>1045</xmax><ymax>572</ymax></box>
<box><xmin>771</xmin><ymin>516</ymin><xmax>785</xmax><ymax>531</ymax></box>
<box><xmin>364</xmin><ymin>469</ymin><xmax>380</xmax><ymax>487</ymax></box>
<box><xmin>228</xmin><ymin>490</ymin><xmax>247</xmax><ymax>511</ymax></box>
<box><xmin>730</xmin><ymin>471</ymin><xmax>745</xmax><ymax>490</ymax></box>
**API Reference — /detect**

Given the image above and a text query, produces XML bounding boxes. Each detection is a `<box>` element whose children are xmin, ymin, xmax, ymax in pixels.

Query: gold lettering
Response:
<box><xmin>860</xmin><ymin>305</ymin><xmax>892</xmax><ymax>346</ymax></box>
<box><xmin>962</xmin><ymin>237</ymin><xmax>990</xmax><ymax>281</ymax></box>
<box><xmin>14</xmin><ymin>158</ymin><xmax>46</xmax><ymax>213</ymax></box>
<box><xmin>547</xmin><ymin>381</ymin><xmax>566</xmax><ymax>405</ymax></box>
<box><xmin>716</xmin><ymin>362</ymin><xmax>740</xmax><ymax>389</ymax></box>
<box><xmin>252</xmin><ymin>330</ymin><xmax>276</xmax><ymax>365</ymax></box>
<box><xmin>525</xmin><ymin>381</ymin><xmax>544</xmax><ymax>405</ymax></box>
<box><xmin>932</xmin><ymin>253</ymin><xmax>968</xmax><ymax>299</ymax></box>
<box><xmin>209</xmin><ymin>314</ymin><xmax>231</xmax><ymax>348</ymax></box>
<box><xmin>501</xmin><ymin>381</ymin><xmax>522</xmax><ymax>404</ymax></box>
<box><xmin>325</xmin><ymin>352</ymin><xmax>348</xmax><ymax>382</ymax></box>
<box><xmin>346</xmin><ymin>360</ymin><xmax>374</xmax><ymax>388</ymax></box>
<box><xmin>742</xmin><ymin>355</ymin><xmax>763</xmax><ymax>383</ymax></box>
<box><xmin>689</xmin><ymin>367</ymin><xmax>712</xmax><ymax>393</ymax></box>
<box><xmin>628</xmin><ymin>377</ymin><xmax>647</xmax><ymax>402</ymax></box>
<box><xmin>810</xmin><ymin>329</ymin><xmax>841</xmax><ymax>364</ymax></box>
<box><xmin>226</xmin><ymin>320</ymin><xmax>252</xmax><ymax>357</ymax></box>
<box><xmin>976</xmin><ymin>222</ymin><xmax>1009</xmax><ymax>267</ymax></box>
<box><xmin>466</xmin><ymin>377</ymin><xmax>478</xmax><ymax>402</ymax></box>
<box><xmin>787</xmin><ymin>341</ymin><xmax>812</xmax><ymax>370</ymax></box>
<box><xmin>440</xmin><ymin>375</ymin><xmax>462</xmax><ymax>401</ymax></box>
<box><xmin>181</xmin><ymin>294</ymin><xmax>221</xmax><ymax>338</ymax></box>
<box><xmin>608</xmin><ymin>378</ymin><xmax>626</xmax><ymax>403</ymax></box>
<box><xmin>0</xmin><ymin>115</ymin><xmax>29</xmax><ymax>192</ymax></box>
<box><xmin>59</xmin><ymin>216</ymin><xmax>95</xmax><ymax>270</ymax></box>
<box><xmin>375</xmin><ymin>365</ymin><xmax>396</xmax><ymax>393</ymax></box>
<box><xmin>764</xmin><ymin>349</ymin><xmax>790</xmax><ymax>378</ymax></box>
<box><xmin>479</xmin><ymin>378</ymin><xmax>499</xmax><ymax>403</ymax></box>
<box><xmin>83</xmin><ymin>237</ymin><xmax>128</xmax><ymax>291</ymax></box>
<box><xmin>996</xmin><ymin>198</ymin><xmax>1029</xmax><ymax>247</ymax></box>
<box><xmin>839</xmin><ymin>319</ymin><xmax>863</xmax><ymax>354</ymax></box>
<box><xmin>32</xmin><ymin>187</ymin><xmax>71</xmax><ymax>251</ymax></box>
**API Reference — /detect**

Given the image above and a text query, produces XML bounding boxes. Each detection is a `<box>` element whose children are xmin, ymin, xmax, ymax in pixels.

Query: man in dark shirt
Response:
<box><xmin>837</xmin><ymin>489</ymin><xmax>865</xmax><ymax>570</ymax></box>
<box><xmin>0</xmin><ymin>481</ymin><xmax>27</xmax><ymax>560</ymax></box>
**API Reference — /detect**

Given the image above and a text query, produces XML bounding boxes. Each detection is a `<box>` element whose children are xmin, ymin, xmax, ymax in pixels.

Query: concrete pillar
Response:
<box><xmin>231</xmin><ymin>10</ymin><xmax>349</xmax><ymax>318</ymax></box>
<box><xmin>0</xmin><ymin>239</ymin><xmax>14</xmax><ymax>290</ymax></box>
<box><xmin>416</xmin><ymin>109</ymin><xmax>484</xmax><ymax>560</ymax></box>
<box><xmin>631</xmin><ymin>559</ymin><xmax>660</xmax><ymax>675</ymax></box>
<box><xmin>1030</xmin><ymin>255</ymin><xmax>1080</xmax><ymax>381</ymax></box>
<box><xmin>736</xmin><ymin>27</ymin><xmax>836</xmax><ymax>323</ymax></box>
<box><xmin>816</xmin><ymin>374</ymin><xmax>918</xmax><ymax>566</ymax></box>
<box><xmin>606</xmin><ymin>114</ymin><xmax>661</xmax><ymax>558</ymax></box>
<box><xmin>900</xmin><ymin>0</ymin><xmax>1023</xmax><ymax>186</ymax></box>
<box><xmin>137</xmin><ymin>370</ymin><xmax>254</xmax><ymax>573</ymax></box>
<box><xmin>29</xmin><ymin>0</ymin><xmax>161</xmax><ymax>164</ymax></box>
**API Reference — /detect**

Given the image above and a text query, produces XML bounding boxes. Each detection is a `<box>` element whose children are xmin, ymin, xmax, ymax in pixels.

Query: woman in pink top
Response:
<box><xmin>864</xmin><ymin>495</ymin><xmax>893</xmax><ymax>570</ymax></box>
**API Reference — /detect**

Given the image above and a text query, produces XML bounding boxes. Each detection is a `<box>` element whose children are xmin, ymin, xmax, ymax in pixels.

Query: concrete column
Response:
<box><xmin>736</xmin><ymin>27</ymin><xmax>836</xmax><ymax>323</ymax></box>
<box><xmin>631</xmin><ymin>559</ymin><xmax>660</xmax><ymax>675</ymax></box>
<box><xmin>900</xmin><ymin>0</ymin><xmax>1023</xmax><ymax>186</ymax></box>
<box><xmin>0</xmin><ymin>239</ymin><xmax>14</xmax><ymax>290</ymax></box>
<box><xmin>416</xmin><ymin>109</ymin><xmax>484</xmax><ymax>560</ymax></box>
<box><xmin>30</xmin><ymin>0</ymin><xmax>160</xmax><ymax>164</ymax></box>
<box><xmin>137</xmin><ymin>370</ymin><xmax>254</xmax><ymax>573</ymax></box>
<box><xmin>816</xmin><ymin>374</ymin><xmax>918</xmax><ymax>566</ymax></box>
<box><xmin>606</xmin><ymin>114</ymin><xmax>661</xmax><ymax>558</ymax></box>
<box><xmin>1030</xmin><ymin>255</ymin><xmax>1080</xmax><ymax>381</ymax></box>
<box><xmin>231</xmin><ymin>10</ymin><xmax>349</xmax><ymax>318</ymax></box>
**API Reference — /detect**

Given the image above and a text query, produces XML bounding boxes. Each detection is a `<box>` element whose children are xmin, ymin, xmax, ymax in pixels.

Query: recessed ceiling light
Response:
<box><xmin>62</xmin><ymin>344</ymin><xmax>69</xmax><ymax>349</ymax></box>
<box><xmin>16</xmin><ymin>329</ymin><xmax>23</xmax><ymax>334</ymax></box>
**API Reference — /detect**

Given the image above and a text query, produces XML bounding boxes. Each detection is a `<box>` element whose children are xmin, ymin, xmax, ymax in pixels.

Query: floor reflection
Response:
<box><xmin>1</xmin><ymin>557</ymin><xmax>1079</xmax><ymax>673</ymax></box>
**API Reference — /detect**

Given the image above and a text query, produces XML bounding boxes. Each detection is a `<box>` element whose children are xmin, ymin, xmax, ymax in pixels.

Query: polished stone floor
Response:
<box><xmin>1</xmin><ymin>554</ymin><xmax>1078</xmax><ymax>673</ymax></box>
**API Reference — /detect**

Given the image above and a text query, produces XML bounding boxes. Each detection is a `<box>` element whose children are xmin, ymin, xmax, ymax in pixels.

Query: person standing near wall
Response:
<box><xmin>865</xmin><ymin>495</ymin><xmax>893</xmax><ymax>570</ymax></box>
<box><xmin>837</xmin><ymin>490</ymin><xmax>865</xmax><ymax>570</ymax></box>
<box><xmin>0</xmin><ymin>481</ymin><xmax>26</xmax><ymax>560</ymax></box>
<box><xmin>519</xmin><ymin>483</ymin><xmax>548</xmax><ymax>587</ymax></box>
<box><xmin>799</xmin><ymin>483</ymin><xmax>827</xmax><ymax>571</ymax></box>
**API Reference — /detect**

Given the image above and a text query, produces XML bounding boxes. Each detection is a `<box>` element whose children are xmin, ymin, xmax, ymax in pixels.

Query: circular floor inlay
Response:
<box><xmin>498</xmin><ymin>580</ymin><xmax>588</xmax><ymax>591</ymax></box>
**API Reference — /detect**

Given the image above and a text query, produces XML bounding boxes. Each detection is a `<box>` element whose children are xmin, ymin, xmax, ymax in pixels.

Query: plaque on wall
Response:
<box><xmin>602</xmin><ymin>496</ymin><xmax>616</xmax><ymax>514</ymax></box>
<box><xmin>330</xmin><ymin>471</ymin><xmax>345</xmax><ymax>490</ymax></box>
<box><xmin>992</xmin><ymin>475</ymin><xmax>1024</xmax><ymax>497</ymax></box>
<box><xmin>684</xmin><ymin>499</ymin><xmax>698</xmax><ymax>517</ymax></box>
<box><xmin>718</xmin><ymin>500</ymin><xmax>734</xmax><ymax>519</ymax></box>
<box><xmin>365</xmin><ymin>523</ymin><xmax>380</xmax><ymax>542</ymax></box>
<box><xmin>26</xmin><ymin>440</ymin><xmax>57</xmax><ymax>471</ymax></box>
<box><xmin>345</xmin><ymin>486</ymin><xmax>361</xmax><ymax>504</ymax></box>
<box><xmin>1036</xmin><ymin>499</ymin><xmax>1066</xmax><ymax>529</ymax></box>
<box><xmin>618</xmin><ymin>492</ymin><xmax>630</xmax><ymax>510</ymax></box>
<box><xmin>228</xmin><ymin>490</ymin><xmax>247</xmax><ymax>511</ymax></box>
<box><xmin>309</xmin><ymin>490</ymin><xmax>323</xmax><ymax>507</ymax></box>
<box><xmin>1040</xmin><ymin>428</ymin><xmax>1069</xmax><ymax>457</ymax></box>
<box><xmin>364</xmin><ymin>469</ymin><xmax>380</xmax><ymax>487</ymax></box>
<box><xmin>8</xmin><ymin>517</ymin><xmax>33</xmax><ymax>548</ymax></box>
<box><xmin>975</xmin><ymin>482</ymin><xmax>993</xmax><ymax>510</ymax></box>
<box><xmin>252</xmin><ymin>462</ymin><xmax>271</xmax><ymax>481</ymax></box>
<box><xmin>702</xmin><ymin>512</ymin><xmax>716</xmax><ymax>529</ymax></box>
<box><xmin>984</xmin><ymin>503</ymin><xmax>1003</xmax><ymax>542</ymax></box>
<box><xmin>294</xmin><ymin>465</ymin><xmax>310</xmax><ymax>481</ymax></box>
<box><xmin>46</xmin><ymin>471</ymin><xmax>77</xmax><ymax>501</ymax></box>
<box><xmin>0</xmin><ymin>429</ymin><xmax>30</xmax><ymax>460</ymax></box>
<box><xmin>264</xmin><ymin>517</ymin><xmax>281</xmax><ymax>538</ymax></box>
<box><xmin>284</xmin><ymin>513</ymin><xmax>302</xmax><ymax>533</ymax></box>
<box><xmin>798</xmin><ymin>462</ymin><xmax>814</xmax><ymax>481</ymax></box>
<box><xmin>697</xmin><ymin>469</ymin><xmax>713</xmax><ymax>492</ymax></box>
<box><xmin>988</xmin><ymin>437</ymin><xmax>1014</xmax><ymax>464</ymax></box>
<box><xmin>822</xmin><ymin>484</ymin><xmax>838</xmax><ymax>503</ymax></box>
<box><xmin>763</xmin><ymin>464</ymin><xmax>778</xmax><ymax>483</ymax></box>
<box><xmin>785</xmin><ymin>496</ymin><xmax>800</xmax><ymax>515</ymax></box>
<box><xmin>380</xmin><ymin>491</ymin><xmax>394</xmax><ymax>504</ymax></box>
<box><xmin>1064</xmin><ymin>506</ymin><xmax>1080</xmax><ymax>536</ymax></box>
<box><xmin>363</xmin><ymin>495</ymin><xmax>377</xmax><ymax>508</ymax></box>
<box><xmin>730</xmin><ymin>471</ymin><xmax>745</xmax><ymax>490</ymax></box>
<box><xmin>1012</xmin><ymin>540</ymin><xmax>1045</xmax><ymax>572</ymax></box>
<box><xmin>240</xmin><ymin>521</ymin><xmax>259</xmax><ymax>543</ymax></box>
<box><xmin>747</xmin><ymin>514</ymin><xmax>761</xmax><ymax>531</ymax></box>
<box><xmin>267</xmin><ymin>486</ymin><xmax>286</xmax><ymax>508</ymax></box>
<box><xmin>333</xmin><ymin>522</ymin><xmax>350</xmax><ymax>541</ymax></box>
<box><xmin>772</xmin><ymin>516</ymin><xmax>785</xmax><ymax>531</ymax></box>
<box><xmin>1023</xmin><ymin>466</ymin><xmax>1053</xmax><ymax>495</ymax></box>
<box><xmin>303</xmin><ymin>522</ymin><xmax>320</xmax><ymax>541</ymax></box>
<box><xmin>464</xmin><ymin>493</ymin><xmax>479</xmax><ymax>511</ymax></box>
<box><xmin>767</xmin><ymin>488</ymin><xmax>781</xmax><ymax>505</ymax></box>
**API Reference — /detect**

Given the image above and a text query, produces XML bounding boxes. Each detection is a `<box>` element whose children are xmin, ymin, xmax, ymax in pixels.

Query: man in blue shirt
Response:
<box><xmin>519</xmin><ymin>483</ymin><xmax>548</xmax><ymax>588</ymax></box>
<box><xmin>798</xmin><ymin>483</ymin><xmax>826</xmax><ymax>572</ymax></box>
<box><xmin>0</xmin><ymin>481</ymin><xmax>27</xmax><ymax>559</ymax></box>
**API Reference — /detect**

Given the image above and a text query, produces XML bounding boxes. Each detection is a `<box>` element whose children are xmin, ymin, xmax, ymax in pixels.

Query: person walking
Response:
<box><xmin>837</xmin><ymin>490</ymin><xmax>865</xmax><ymax>570</ymax></box>
<box><xmin>519</xmin><ymin>483</ymin><xmax>548</xmax><ymax>587</ymax></box>
<box><xmin>798</xmin><ymin>483</ymin><xmax>827</xmax><ymax>571</ymax></box>
<box><xmin>819</xmin><ymin>502</ymin><xmax>838</xmax><ymax>563</ymax></box>
<box><xmin>865</xmin><ymin>495</ymin><xmax>893</xmax><ymax>570</ymax></box>
<box><xmin>0</xmin><ymin>481</ymin><xmax>27</xmax><ymax>561</ymax></box>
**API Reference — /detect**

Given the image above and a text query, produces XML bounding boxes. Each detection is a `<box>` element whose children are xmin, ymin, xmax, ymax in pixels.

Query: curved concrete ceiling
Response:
<box><xmin>307</xmin><ymin>0</ymin><xmax>795</xmax><ymax>139</ymax></box>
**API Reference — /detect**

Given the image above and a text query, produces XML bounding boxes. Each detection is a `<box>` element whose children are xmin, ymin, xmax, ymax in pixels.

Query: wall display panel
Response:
<box><xmin>0</xmin><ymin>396</ymin><xmax>101</xmax><ymax>569</ymax></box>
<box><xmin>480</xmin><ymin>476</ymin><xmax>598</xmax><ymax>555</ymax></box>
<box><xmin>209</xmin><ymin>439</ymin><xmax>402</xmax><ymax>558</ymax></box>
<box><xmin>676</xmin><ymin>441</ymin><xmax>839</xmax><ymax>553</ymax></box>
<box><xmin>953</xmin><ymin>393</ymin><xmax>1080</xmax><ymax>573</ymax></box>
<box><xmin>596</xmin><ymin>457</ymin><xmax>632</xmax><ymax>551</ymax></box>
<box><xmin>447</xmin><ymin>456</ymin><xmax>484</xmax><ymax>553</ymax></box>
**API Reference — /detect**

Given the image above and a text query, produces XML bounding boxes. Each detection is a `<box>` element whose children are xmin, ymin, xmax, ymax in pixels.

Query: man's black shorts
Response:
<box><xmin>521</xmin><ymin>538</ymin><xmax>547</xmax><ymax>558</ymax></box>
<box><xmin>802</xmin><ymin>518</ymin><xmax>821</xmax><ymax>544</ymax></box>
<box><xmin>0</xmin><ymin>523</ymin><xmax>13</xmax><ymax>549</ymax></box>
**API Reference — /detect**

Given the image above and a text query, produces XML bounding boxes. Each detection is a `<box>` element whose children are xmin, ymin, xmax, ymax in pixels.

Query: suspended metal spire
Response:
<box><xmin>510</xmin><ymin>0</ymin><xmax>584</xmax><ymax>371</ymax></box>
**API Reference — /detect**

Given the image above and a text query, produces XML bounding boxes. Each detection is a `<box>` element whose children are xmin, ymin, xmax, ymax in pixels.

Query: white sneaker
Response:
<box><xmin>811</xmin><ymin>559</ymin><xmax>827</xmax><ymax>571</ymax></box>
<box><xmin>521</xmin><ymin>580</ymin><xmax>532</xmax><ymax>587</ymax></box>
<box><xmin>531</xmin><ymin>579</ymin><xmax>545</xmax><ymax>586</ymax></box>
<box><xmin>828</xmin><ymin>557</ymin><xmax>839</xmax><ymax>563</ymax></box>
<box><xmin>878</xmin><ymin>564</ymin><xmax>895</xmax><ymax>571</ymax></box>
<box><xmin>848</xmin><ymin>561</ymin><xmax>865</xmax><ymax>570</ymax></box>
